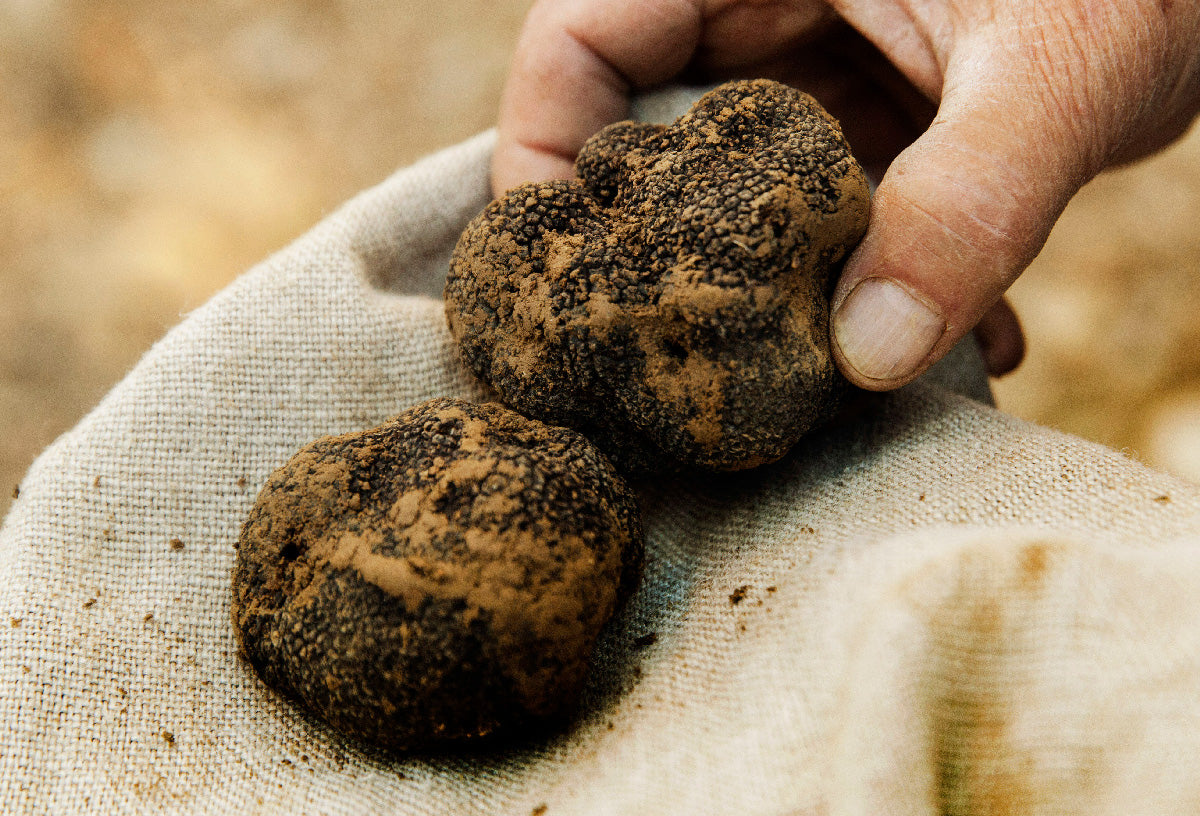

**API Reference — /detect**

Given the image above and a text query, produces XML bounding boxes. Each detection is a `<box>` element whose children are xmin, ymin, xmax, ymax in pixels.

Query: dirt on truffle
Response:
<box><xmin>232</xmin><ymin>398</ymin><xmax>643</xmax><ymax>751</ymax></box>
<box><xmin>446</xmin><ymin>79</ymin><xmax>870</xmax><ymax>473</ymax></box>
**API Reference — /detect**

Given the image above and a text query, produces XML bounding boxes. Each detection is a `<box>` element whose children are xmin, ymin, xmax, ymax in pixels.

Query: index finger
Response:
<box><xmin>493</xmin><ymin>0</ymin><xmax>704</xmax><ymax>196</ymax></box>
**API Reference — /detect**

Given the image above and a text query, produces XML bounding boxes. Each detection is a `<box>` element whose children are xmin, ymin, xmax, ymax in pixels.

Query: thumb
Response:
<box><xmin>829</xmin><ymin>47</ymin><xmax>1098</xmax><ymax>390</ymax></box>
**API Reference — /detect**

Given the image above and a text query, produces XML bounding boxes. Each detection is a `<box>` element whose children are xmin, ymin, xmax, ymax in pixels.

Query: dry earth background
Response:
<box><xmin>3</xmin><ymin>0</ymin><xmax>1199</xmax><ymax>521</ymax></box>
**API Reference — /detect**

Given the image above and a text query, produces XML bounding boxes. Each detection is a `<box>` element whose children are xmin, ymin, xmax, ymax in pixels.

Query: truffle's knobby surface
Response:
<box><xmin>232</xmin><ymin>397</ymin><xmax>643</xmax><ymax>751</ymax></box>
<box><xmin>446</xmin><ymin>78</ymin><xmax>870</xmax><ymax>472</ymax></box>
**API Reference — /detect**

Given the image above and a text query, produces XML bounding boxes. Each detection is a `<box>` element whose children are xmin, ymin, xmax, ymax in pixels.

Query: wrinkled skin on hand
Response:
<box><xmin>446</xmin><ymin>79</ymin><xmax>869</xmax><ymax>473</ymax></box>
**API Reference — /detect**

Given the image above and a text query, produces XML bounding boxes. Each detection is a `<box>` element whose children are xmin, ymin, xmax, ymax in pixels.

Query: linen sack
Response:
<box><xmin>3</xmin><ymin>118</ymin><xmax>1200</xmax><ymax>815</ymax></box>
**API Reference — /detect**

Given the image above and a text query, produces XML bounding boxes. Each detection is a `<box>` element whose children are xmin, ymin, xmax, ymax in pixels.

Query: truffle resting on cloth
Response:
<box><xmin>232</xmin><ymin>398</ymin><xmax>644</xmax><ymax>751</ymax></box>
<box><xmin>445</xmin><ymin>78</ymin><xmax>870</xmax><ymax>472</ymax></box>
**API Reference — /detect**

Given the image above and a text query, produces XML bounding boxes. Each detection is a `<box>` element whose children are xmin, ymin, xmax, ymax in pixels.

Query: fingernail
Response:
<box><xmin>833</xmin><ymin>278</ymin><xmax>945</xmax><ymax>382</ymax></box>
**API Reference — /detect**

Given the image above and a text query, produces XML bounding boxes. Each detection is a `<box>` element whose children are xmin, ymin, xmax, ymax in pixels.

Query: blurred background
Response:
<box><xmin>3</xmin><ymin>0</ymin><xmax>1199</xmax><ymax>520</ymax></box>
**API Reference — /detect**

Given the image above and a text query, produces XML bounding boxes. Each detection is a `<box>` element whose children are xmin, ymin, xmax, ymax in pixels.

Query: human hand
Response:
<box><xmin>493</xmin><ymin>0</ymin><xmax>1200</xmax><ymax>390</ymax></box>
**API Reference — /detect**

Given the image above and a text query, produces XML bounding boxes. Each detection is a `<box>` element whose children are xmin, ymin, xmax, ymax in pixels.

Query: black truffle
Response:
<box><xmin>232</xmin><ymin>397</ymin><xmax>643</xmax><ymax>751</ymax></box>
<box><xmin>445</xmin><ymin>79</ymin><xmax>870</xmax><ymax>472</ymax></box>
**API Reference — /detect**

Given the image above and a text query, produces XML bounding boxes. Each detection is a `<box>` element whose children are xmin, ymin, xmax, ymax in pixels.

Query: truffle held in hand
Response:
<box><xmin>446</xmin><ymin>79</ymin><xmax>870</xmax><ymax>472</ymax></box>
<box><xmin>232</xmin><ymin>398</ymin><xmax>643</xmax><ymax>751</ymax></box>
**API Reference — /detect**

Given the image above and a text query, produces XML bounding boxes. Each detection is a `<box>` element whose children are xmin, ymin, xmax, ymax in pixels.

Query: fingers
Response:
<box><xmin>492</xmin><ymin>0</ymin><xmax>839</xmax><ymax>196</ymax></box>
<box><xmin>829</xmin><ymin>0</ymin><xmax>1200</xmax><ymax>390</ymax></box>
<box><xmin>694</xmin><ymin>1</ymin><xmax>837</xmax><ymax>75</ymax></box>
<box><xmin>829</xmin><ymin>99</ymin><xmax>1081</xmax><ymax>390</ymax></box>
<box><xmin>973</xmin><ymin>297</ymin><xmax>1025</xmax><ymax>377</ymax></box>
<box><xmin>829</xmin><ymin>9</ymin><xmax>1118</xmax><ymax>390</ymax></box>
<box><xmin>492</xmin><ymin>0</ymin><xmax>703</xmax><ymax>195</ymax></box>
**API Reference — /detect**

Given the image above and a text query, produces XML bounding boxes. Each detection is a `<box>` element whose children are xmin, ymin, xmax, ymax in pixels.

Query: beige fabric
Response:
<box><xmin>3</xmin><ymin>128</ymin><xmax>1200</xmax><ymax>816</ymax></box>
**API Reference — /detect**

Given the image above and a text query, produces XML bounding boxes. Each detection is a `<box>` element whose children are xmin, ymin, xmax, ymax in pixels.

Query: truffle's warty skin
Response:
<box><xmin>232</xmin><ymin>398</ymin><xmax>643</xmax><ymax>751</ymax></box>
<box><xmin>445</xmin><ymin>79</ymin><xmax>871</xmax><ymax>473</ymax></box>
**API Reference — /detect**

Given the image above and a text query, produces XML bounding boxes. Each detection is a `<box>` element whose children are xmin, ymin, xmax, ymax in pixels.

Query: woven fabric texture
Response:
<box><xmin>3</xmin><ymin>129</ymin><xmax>1200</xmax><ymax>815</ymax></box>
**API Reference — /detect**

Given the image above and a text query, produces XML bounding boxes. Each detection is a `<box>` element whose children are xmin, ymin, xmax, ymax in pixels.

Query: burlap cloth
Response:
<box><xmin>4</xmin><ymin>113</ymin><xmax>1200</xmax><ymax>814</ymax></box>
